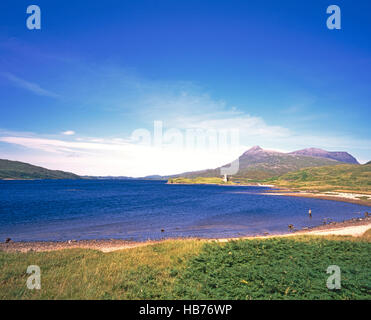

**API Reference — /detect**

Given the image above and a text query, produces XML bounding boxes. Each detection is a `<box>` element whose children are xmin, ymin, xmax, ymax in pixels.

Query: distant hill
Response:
<box><xmin>289</xmin><ymin>148</ymin><xmax>359</xmax><ymax>164</ymax></box>
<box><xmin>268</xmin><ymin>163</ymin><xmax>371</xmax><ymax>193</ymax></box>
<box><xmin>82</xmin><ymin>175</ymin><xmax>166</xmax><ymax>180</ymax></box>
<box><xmin>81</xmin><ymin>175</ymin><xmax>135</xmax><ymax>180</ymax></box>
<box><xmin>0</xmin><ymin>159</ymin><xmax>81</xmax><ymax>180</ymax></box>
<box><xmin>142</xmin><ymin>175</ymin><xmax>165</xmax><ymax>180</ymax></box>
<box><xmin>170</xmin><ymin>146</ymin><xmax>348</xmax><ymax>180</ymax></box>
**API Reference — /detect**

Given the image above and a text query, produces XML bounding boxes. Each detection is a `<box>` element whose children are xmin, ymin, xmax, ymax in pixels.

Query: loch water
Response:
<box><xmin>0</xmin><ymin>179</ymin><xmax>368</xmax><ymax>241</ymax></box>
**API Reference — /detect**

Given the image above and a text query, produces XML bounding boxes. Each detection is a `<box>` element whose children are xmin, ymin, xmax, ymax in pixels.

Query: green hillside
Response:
<box><xmin>0</xmin><ymin>159</ymin><xmax>81</xmax><ymax>180</ymax></box>
<box><xmin>170</xmin><ymin>164</ymin><xmax>371</xmax><ymax>194</ymax></box>
<box><xmin>267</xmin><ymin>163</ymin><xmax>371</xmax><ymax>193</ymax></box>
<box><xmin>231</xmin><ymin>152</ymin><xmax>340</xmax><ymax>179</ymax></box>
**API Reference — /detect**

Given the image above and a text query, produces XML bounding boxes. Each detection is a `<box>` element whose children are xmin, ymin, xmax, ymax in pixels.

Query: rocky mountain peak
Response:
<box><xmin>245</xmin><ymin>145</ymin><xmax>263</xmax><ymax>153</ymax></box>
<box><xmin>289</xmin><ymin>148</ymin><xmax>359</xmax><ymax>164</ymax></box>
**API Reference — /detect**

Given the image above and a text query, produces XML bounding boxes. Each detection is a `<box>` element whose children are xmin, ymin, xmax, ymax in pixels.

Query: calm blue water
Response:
<box><xmin>0</xmin><ymin>180</ymin><xmax>368</xmax><ymax>242</ymax></box>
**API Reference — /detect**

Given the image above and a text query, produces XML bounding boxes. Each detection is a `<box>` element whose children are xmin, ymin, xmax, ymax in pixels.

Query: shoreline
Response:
<box><xmin>1</xmin><ymin>216</ymin><xmax>370</xmax><ymax>253</ymax></box>
<box><xmin>262</xmin><ymin>190</ymin><xmax>371</xmax><ymax>206</ymax></box>
<box><xmin>169</xmin><ymin>181</ymin><xmax>371</xmax><ymax>206</ymax></box>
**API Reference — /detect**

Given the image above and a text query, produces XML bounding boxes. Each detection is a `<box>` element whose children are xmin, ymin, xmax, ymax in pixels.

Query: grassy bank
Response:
<box><xmin>266</xmin><ymin>163</ymin><xmax>371</xmax><ymax>193</ymax></box>
<box><xmin>168</xmin><ymin>177</ymin><xmax>261</xmax><ymax>185</ymax></box>
<box><xmin>0</xmin><ymin>240</ymin><xmax>203</xmax><ymax>299</ymax></box>
<box><xmin>168</xmin><ymin>177</ymin><xmax>233</xmax><ymax>185</ymax></box>
<box><xmin>1</xmin><ymin>232</ymin><xmax>370</xmax><ymax>300</ymax></box>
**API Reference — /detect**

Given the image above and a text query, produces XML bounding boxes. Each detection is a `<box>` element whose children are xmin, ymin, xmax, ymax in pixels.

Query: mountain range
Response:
<box><xmin>168</xmin><ymin>146</ymin><xmax>360</xmax><ymax>180</ymax></box>
<box><xmin>289</xmin><ymin>148</ymin><xmax>359</xmax><ymax>164</ymax></box>
<box><xmin>0</xmin><ymin>147</ymin><xmax>362</xmax><ymax>180</ymax></box>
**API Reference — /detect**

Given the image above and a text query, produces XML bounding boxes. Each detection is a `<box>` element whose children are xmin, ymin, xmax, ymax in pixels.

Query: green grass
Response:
<box><xmin>175</xmin><ymin>237</ymin><xmax>371</xmax><ymax>300</ymax></box>
<box><xmin>266</xmin><ymin>163</ymin><xmax>371</xmax><ymax>193</ymax></box>
<box><xmin>0</xmin><ymin>239</ymin><xmax>203</xmax><ymax>299</ymax></box>
<box><xmin>1</xmin><ymin>234</ymin><xmax>370</xmax><ymax>300</ymax></box>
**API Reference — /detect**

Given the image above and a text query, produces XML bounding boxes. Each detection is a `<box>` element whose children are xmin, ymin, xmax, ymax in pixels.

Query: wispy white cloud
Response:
<box><xmin>61</xmin><ymin>130</ymin><xmax>75</xmax><ymax>136</ymax></box>
<box><xmin>172</xmin><ymin>112</ymin><xmax>290</xmax><ymax>138</ymax></box>
<box><xmin>1</xmin><ymin>72</ymin><xmax>59</xmax><ymax>98</ymax></box>
<box><xmin>0</xmin><ymin>134</ymin><xmax>244</xmax><ymax>176</ymax></box>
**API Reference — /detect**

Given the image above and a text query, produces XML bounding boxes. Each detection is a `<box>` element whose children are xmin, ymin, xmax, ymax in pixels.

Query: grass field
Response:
<box><xmin>1</xmin><ymin>232</ymin><xmax>370</xmax><ymax>300</ymax></box>
<box><xmin>266</xmin><ymin>163</ymin><xmax>371</xmax><ymax>193</ymax></box>
<box><xmin>168</xmin><ymin>177</ymin><xmax>231</xmax><ymax>185</ymax></box>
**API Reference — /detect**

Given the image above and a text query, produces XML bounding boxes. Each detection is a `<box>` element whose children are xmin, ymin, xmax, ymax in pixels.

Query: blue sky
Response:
<box><xmin>0</xmin><ymin>0</ymin><xmax>370</xmax><ymax>175</ymax></box>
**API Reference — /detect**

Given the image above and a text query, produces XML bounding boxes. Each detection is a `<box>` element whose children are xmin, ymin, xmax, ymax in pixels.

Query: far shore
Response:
<box><xmin>261</xmin><ymin>190</ymin><xmax>371</xmax><ymax>206</ymax></box>
<box><xmin>169</xmin><ymin>180</ymin><xmax>371</xmax><ymax>206</ymax></box>
<box><xmin>1</xmin><ymin>216</ymin><xmax>370</xmax><ymax>253</ymax></box>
